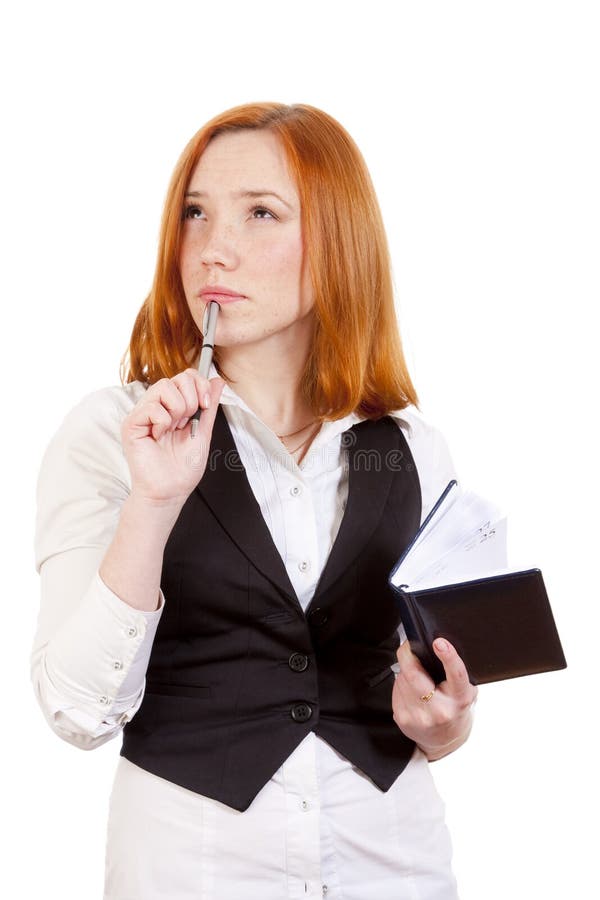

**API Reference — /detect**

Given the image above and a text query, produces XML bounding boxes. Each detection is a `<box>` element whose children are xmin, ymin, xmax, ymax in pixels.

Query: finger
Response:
<box><xmin>187</xmin><ymin>376</ymin><xmax>225</xmax><ymax>440</ymax></box>
<box><xmin>396</xmin><ymin>639</ymin><xmax>435</xmax><ymax>697</ymax></box>
<box><xmin>175</xmin><ymin>371</ymin><xmax>217</xmax><ymax>418</ymax></box>
<box><xmin>144</xmin><ymin>378</ymin><xmax>189</xmax><ymax>430</ymax></box>
<box><xmin>179</xmin><ymin>368</ymin><xmax>216</xmax><ymax>413</ymax></box>
<box><xmin>183</xmin><ymin>369</ymin><xmax>226</xmax><ymax>423</ymax></box>
<box><xmin>127</xmin><ymin>398</ymin><xmax>174</xmax><ymax>442</ymax></box>
<box><xmin>171</xmin><ymin>370</ymin><xmax>205</xmax><ymax>417</ymax></box>
<box><xmin>396</xmin><ymin>638</ymin><xmax>429</xmax><ymax>673</ymax></box>
<box><xmin>391</xmin><ymin>663</ymin><xmax>435</xmax><ymax>734</ymax></box>
<box><xmin>170</xmin><ymin>370</ymin><xmax>213</xmax><ymax>428</ymax></box>
<box><xmin>432</xmin><ymin>638</ymin><xmax>473</xmax><ymax>703</ymax></box>
<box><xmin>146</xmin><ymin>372</ymin><xmax>216</xmax><ymax>436</ymax></box>
<box><xmin>396</xmin><ymin>637</ymin><xmax>417</xmax><ymax>666</ymax></box>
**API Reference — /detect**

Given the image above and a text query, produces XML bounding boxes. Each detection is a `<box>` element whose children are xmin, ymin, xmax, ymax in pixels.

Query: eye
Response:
<box><xmin>250</xmin><ymin>205</ymin><xmax>276</xmax><ymax>220</ymax></box>
<box><xmin>183</xmin><ymin>203</ymin><xmax>205</xmax><ymax>221</ymax></box>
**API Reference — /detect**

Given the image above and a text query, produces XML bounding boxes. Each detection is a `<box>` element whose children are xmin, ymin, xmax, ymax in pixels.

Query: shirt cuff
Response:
<box><xmin>42</xmin><ymin>570</ymin><xmax>164</xmax><ymax>732</ymax></box>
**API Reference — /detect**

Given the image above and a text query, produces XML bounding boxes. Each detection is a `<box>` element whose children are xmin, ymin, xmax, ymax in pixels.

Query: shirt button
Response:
<box><xmin>113</xmin><ymin>661</ymin><xmax>123</xmax><ymax>670</ymax></box>
<box><xmin>322</xmin><ymin>887</ymin><xmax>328</xmax><ymax>896</ymax></box>
<box><xmin>290</xmin><ymin>485</ymin><xmax>302</xmax><ymax>497</ymax></box>
<box><xmin>290</xmin><ymin>702</ymin><xmax>313</xmax><ymax>723</ymax></box>
<box><xmin>127</xmin><ymin>626</ymin><xmax>137</xmax><ymax>637</ymax></box>
<box><xmin>99</xmin><ymin>695</ymin><xmax>110</xmax><ymax>705</ymax></box>
<box><xmin>301</xmin><ymin>799</ymin><xmax>309</xmax><ymax>810</ymax></box>
<box><xmin>298</xmin><ymin>560</ymin><xmax>310</xmax><ymax>573</ymax></box>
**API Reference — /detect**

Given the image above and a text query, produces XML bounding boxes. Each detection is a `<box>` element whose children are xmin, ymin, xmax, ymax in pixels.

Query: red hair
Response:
<box><xmin>121</xmin><ymin>102</ymin><xmax>418</xmax><ymax>419</ymax></box>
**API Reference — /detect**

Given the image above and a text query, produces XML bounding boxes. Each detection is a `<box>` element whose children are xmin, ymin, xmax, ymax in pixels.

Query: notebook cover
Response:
<box><xmin>389</xmin><ymin>568</ymin><xmax>567</xmax><ymax>685</ymax></box>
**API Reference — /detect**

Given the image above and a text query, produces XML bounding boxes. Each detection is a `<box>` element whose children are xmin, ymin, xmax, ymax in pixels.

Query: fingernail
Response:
<box><xmin>435</xmin><ymin>638</ymin><xmax>449</xmax><ymax>653</ymax></box>
<box><xmin>203</xmin><ymin>393</ymin><xmax>211</xmax><ymax>408</ymax></box>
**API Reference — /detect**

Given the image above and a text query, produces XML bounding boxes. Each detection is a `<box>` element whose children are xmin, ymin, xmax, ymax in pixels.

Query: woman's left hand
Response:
<box><xmin>391</xmin><ymin>637</ymin><xmax>478</xmax><ymax>760</ymax></box>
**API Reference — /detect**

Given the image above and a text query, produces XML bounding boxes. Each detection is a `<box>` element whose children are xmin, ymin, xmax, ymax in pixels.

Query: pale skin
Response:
<box><xmin>393</xmin><ymin>638</ymin><xmax>477</xmax><ymax>760</ymax></box>
<box><xmin>99</xmin><ymin>128</ymin><xmax>476</xmax><ymax>760</ymax></box>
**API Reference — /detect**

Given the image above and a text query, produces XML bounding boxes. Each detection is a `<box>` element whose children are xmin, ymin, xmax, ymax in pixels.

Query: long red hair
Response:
<box><xmin>121</xmin><ymin>102</ymin><xmax>419</xmax><ymax>419</ymax></box>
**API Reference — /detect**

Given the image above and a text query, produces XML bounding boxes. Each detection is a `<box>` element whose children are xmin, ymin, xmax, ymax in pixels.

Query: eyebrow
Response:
<box><xmin>184</xmin><ymin>189</ymin><xmax>295</xmax><ymax>211</ymax></box>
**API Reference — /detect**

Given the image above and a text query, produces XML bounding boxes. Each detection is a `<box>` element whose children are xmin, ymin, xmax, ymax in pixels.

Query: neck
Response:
<box><xmin>215</xmin><ymin>321</ymin><xmax>316</xmax><ymax>434</ymax></box>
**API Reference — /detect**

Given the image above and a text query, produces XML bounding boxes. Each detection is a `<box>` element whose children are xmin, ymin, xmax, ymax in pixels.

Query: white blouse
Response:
<box><xmin>32</xmin><ymin>370</ymin><xmax>460</xmax><ymax>900</ymax></box>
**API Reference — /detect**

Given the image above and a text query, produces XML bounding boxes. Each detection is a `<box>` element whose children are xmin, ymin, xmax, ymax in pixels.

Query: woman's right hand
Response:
<box><xmin>120</xmin><ymin>368</ymin><xmax>226</xmax><ymax>506</ymax></box>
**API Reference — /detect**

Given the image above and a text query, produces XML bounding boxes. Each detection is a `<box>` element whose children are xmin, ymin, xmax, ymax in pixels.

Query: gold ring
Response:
<box><xmin>420</xmin><ymin>689</ymin><xmax>435</xmax><ymax>703</ymax></box>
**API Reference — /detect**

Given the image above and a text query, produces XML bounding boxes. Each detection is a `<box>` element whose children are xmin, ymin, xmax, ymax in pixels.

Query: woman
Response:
<box><xmin>32</xmin><ymin>103</ymin><xmax>476</xmax><ymax>899</ymax></box>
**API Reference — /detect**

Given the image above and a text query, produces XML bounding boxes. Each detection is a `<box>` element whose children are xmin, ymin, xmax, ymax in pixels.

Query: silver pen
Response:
<box><xmin>190</xmin><ymin>301</ymin><xmax>220</xmax><ymax>438</ymax></box>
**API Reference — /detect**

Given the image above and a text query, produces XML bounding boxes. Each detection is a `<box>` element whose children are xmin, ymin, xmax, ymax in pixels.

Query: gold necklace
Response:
<box><xmin>276</xmin><ymin>419</ymin><xmax>318</xmax><ymax>440</ymax></box>
<box><xmin>281</xmin><ymin>422</ymin><xmax>321</xmax><ymax>458</ymax></box>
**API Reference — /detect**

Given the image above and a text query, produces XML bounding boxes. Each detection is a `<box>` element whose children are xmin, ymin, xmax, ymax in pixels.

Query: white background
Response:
<box><xmin>3</xmin><ymin>1</ymin><xmax>598</xmax><ymax>897</ymax></box>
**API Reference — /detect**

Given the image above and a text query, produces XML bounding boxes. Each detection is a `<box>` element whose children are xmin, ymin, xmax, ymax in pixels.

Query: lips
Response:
<box><xmin>199</xmin><ymin>285</ymin><xmax>246</xmax><ymax>303</ymax></box>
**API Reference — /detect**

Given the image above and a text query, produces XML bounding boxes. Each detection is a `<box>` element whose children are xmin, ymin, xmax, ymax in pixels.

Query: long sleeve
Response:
<box><xmin>390</xmin><ymin>408</ymin><xmax>459</xmax><ymax>525</ymax></box>
<box><xmin>31</xmin><ymin>384</ymin><xmax>165</xmax><ymax>749</ymax></box>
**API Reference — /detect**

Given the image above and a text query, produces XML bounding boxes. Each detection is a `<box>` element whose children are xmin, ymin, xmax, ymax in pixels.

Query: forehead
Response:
<box><xmin>188</xmin><ymin>129</ymin><xmax>297</xmax><ymax>195</ymax></box>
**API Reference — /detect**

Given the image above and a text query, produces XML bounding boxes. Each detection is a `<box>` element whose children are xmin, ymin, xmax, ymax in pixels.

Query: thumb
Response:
<box><xmin>194</xmin><ymin>377</ymin><xmax>225</xmax><ymax>436</ymax></box>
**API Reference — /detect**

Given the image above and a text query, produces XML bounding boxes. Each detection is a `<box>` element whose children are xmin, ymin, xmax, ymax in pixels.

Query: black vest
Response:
<box><xmin>121</xmin><ymin>407</ymin><xmax>422</xmax><ymax>811</ymax></box>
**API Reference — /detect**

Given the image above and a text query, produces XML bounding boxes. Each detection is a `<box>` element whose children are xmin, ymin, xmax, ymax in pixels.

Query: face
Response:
<box><xmin>179</xmin><ymin>129</ymin><xmax>314</xmax><ymax>361</ymax></box>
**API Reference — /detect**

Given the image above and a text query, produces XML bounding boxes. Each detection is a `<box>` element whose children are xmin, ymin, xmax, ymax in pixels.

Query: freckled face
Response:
<box><xmin>179</xmin><ymin>129</ymin><xmax>315</xmax><ymax>356</ymax></box>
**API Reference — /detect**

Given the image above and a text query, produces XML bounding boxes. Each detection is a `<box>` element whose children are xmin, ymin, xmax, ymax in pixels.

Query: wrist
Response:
<box><xmin>117</xmin><ymin>492</ymin><xmax>185</xmax><ymax>550</ymax></box>
<box><xmin>418</xmin><ymin>733</ymin><xmax>466</xmax><ymax>761</ymax></box>
<box><xmin>98</xmin><ymin>492</ymin><xmax>183</xmax><ymax>613</ymax></box>
<box><xmin>418</xmin><ymin>716</ymin><xmax>473</xmax><ymax>761</ymax></box>
<box><xmin>126</xmin><ymin>491</ymin><xmax>186</xmax><ymax>519</ymax></box>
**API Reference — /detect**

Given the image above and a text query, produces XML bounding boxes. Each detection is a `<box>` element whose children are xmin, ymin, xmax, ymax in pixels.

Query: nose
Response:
<box><xmin>198</xmin><ymin>221</ymin><xmax>239</xmax><ymax>269</ymax></box>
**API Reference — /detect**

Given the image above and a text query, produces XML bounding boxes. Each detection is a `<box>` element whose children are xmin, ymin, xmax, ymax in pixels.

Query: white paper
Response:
<box><xmin>390</xmin><ymin>485</ymin><xmax>509</xmax><ymax>591</ymax></box>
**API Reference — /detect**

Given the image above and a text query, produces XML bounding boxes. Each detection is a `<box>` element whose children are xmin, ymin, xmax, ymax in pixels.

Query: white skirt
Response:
<box><xmin>104</xmin><ymin>735</ymin><xmax>458</xmax><ymax>900</ymax></box>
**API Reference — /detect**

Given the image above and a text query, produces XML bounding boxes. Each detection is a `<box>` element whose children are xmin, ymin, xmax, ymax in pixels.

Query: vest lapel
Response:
<box><xmin>195</xmin><ymin>407</ymin><xmax>399</xmax><ymax>615</ymax></box>
<box><xmin>195</xmin><ymin>405</ymin><xmax>299</xmax><ymax>607</ymax></box>
<box><xmin>306</xmin><ymin>416</ymin><xmax>399</xmax><ymax>611</ymax></box>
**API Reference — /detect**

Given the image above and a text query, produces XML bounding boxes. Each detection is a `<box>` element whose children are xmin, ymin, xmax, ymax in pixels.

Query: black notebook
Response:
<box><xmin>388</xmin><ymin>481</ymin><xmax>567</xmax><ymax>685</ymax></box>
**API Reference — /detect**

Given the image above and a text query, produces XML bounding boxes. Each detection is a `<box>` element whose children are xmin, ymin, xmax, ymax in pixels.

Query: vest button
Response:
<box><xmin>309</xmin><ymin>607</ymin><xmax>329</xmax><ymax>627</ymax></box>
<box><xmin>291</xmin><ymin>702</ymin><xmax>313</xmax><ymax>722</ymax></box>
<box><xmin>288</xmin><ymin>653</ymin><xmax>309</xmax><ymax>672</ymax></box>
